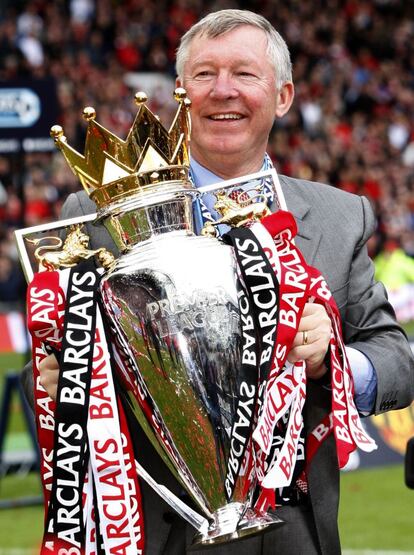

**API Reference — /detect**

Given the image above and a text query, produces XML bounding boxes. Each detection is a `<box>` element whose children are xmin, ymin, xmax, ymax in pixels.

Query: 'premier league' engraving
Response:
<box><xmin>145</xmin><ymin>287</ymin><xmax>239</xmax><ymax>338</ymax></box>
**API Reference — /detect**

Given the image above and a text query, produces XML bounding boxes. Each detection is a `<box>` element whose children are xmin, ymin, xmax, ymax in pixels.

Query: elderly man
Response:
<box><xmin>26</xmin><ymin>9</ymin><xmax>414</xmax><ymax>555</ymax></box>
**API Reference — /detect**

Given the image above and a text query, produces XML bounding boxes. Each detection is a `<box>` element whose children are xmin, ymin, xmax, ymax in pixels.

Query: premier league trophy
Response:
<box><xmin>17</xmin><ymin>89</ymin><xmax>285</xmax><ymax>547</ymax></box>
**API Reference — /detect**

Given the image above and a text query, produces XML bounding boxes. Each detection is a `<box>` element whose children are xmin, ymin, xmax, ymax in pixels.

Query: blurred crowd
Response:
<box><xmin>0</xmin><ymin>0</ymin><xmax>414</xmax><ymax>319</ymax></box>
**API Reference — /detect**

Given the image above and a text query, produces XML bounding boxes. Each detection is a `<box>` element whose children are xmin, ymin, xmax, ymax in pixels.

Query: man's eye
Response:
<box><xmin>238</xmin><ymin>72</ymin><xmax>256</xmax><ymax>78</ymax></box>
<box><xmin>194</xmin><ymin>71</ymin><xmax>213</xmax><ymax>78</ymax></box>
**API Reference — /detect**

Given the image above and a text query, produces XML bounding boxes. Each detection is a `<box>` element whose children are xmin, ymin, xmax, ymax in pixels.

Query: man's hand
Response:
<box><xmin>287</xmin><ymin>303</ymin><xmax>332</xmax><ymax>380</ymax></box>
<box><xmin>39</xmin><ymin>353</ymin><xmax>60</xmax><ymax>400</ymax></box>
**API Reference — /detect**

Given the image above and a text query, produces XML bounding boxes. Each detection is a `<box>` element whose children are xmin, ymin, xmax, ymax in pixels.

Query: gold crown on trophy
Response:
<box><xmin>50</xmin><ymin>88</ymin><xmax>191</xmax><ymax>209</ymax></box>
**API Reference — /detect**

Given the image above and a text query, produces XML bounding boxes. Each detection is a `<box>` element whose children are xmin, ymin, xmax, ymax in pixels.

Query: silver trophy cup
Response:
<box><xmin>97</xmin><ymin>177</ymin><xmax>283</xmax><ymax>546</ymax></box>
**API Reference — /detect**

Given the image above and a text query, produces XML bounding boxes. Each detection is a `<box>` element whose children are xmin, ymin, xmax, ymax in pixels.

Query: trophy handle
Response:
<box><xmin>197</xmin><ymin>168</ymin><xmax>288</xmax><ymax>211</ymax></box>
<box><xmin>135</xmin><ymin>460</ymin><xmax>209</xmax><ymax>533</ymax></box>
<box><xmin>15</xmin><ymin>213</ymin><xmax>98</xmax><ymax>282</ymax></box>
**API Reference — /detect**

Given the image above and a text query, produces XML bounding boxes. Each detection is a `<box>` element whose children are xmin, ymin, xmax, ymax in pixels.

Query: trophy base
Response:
<box><xmin>190</xmin><ymin>504</ymin><xmax>284</xmax><ymax>549</ymax></box>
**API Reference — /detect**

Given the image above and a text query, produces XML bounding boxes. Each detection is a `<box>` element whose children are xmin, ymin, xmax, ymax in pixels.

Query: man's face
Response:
<box><xmin>177</xmin><ymin>25</ymin><xmax>293</xmax><ymax>173</ymax></box>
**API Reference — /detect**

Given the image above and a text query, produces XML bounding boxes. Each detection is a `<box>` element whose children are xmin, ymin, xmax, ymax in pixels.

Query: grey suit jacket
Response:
<box><xmin>24</xmin><ymin>175</ymin><xmax>414</xmax><ymax>554</ymax></box>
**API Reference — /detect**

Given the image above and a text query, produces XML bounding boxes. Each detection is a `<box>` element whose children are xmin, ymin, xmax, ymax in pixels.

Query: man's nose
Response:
<box><xmin>209</xmin><ymin>73</ymin><xmax>239</xmax><ymax>100</ymax></box>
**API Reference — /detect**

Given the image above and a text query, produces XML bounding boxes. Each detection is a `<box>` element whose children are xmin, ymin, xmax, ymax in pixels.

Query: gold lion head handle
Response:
<box><xmin>27</xmin><ymin>225</ymin><xmax>115</xmax><ymax>271</ymax></box>
<box><xmin>200</xmin><ymin>189</ymin><xmax>271</xmax><ymax>236</ymax></box>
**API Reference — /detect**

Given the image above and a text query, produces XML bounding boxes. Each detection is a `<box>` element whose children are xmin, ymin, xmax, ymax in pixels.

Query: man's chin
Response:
<box><xmin>193</xmin><ymin>140</ymin><xmax>248</xmax><ymax>158</ymax></box>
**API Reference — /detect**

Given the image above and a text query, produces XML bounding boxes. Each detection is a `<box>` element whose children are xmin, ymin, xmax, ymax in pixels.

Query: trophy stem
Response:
<box><xmin>190</xmin><ymin>503</ymin><xmax>284</xmax><ymax>549</ymax></box>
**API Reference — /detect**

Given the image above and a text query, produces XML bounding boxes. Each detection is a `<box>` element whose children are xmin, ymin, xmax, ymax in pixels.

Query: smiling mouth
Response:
<box><xmin>208</xmin><ymin>113</ymin><xmax>244</xmax><ymax>120</ymax></box>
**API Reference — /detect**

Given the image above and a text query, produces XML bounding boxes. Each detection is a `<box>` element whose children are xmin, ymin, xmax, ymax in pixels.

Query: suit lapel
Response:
<box><xmin>274</xmin><ymin>175</ymin><xmax>322</xmax><ymax>265</ymax></box>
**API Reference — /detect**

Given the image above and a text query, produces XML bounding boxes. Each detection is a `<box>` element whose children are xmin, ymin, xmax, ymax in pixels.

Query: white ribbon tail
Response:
<box><xmin>332</xmin><ymin>316</ymin><xmax>377</xmax><ymax>454</ymax></box>
<box><xmin>253</xmin><ymin>362</ymin><xmax>303</xmax><ymax>455</ymax></box>
<box><xmin>260</xmin><ymin>366</ymin><xmax>307</xmax><ymax>489</ymax></box>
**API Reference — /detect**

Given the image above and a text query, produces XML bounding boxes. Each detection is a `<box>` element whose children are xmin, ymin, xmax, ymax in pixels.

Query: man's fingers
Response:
<box><xmin>288</xmin><ymin>345</ymin><xmax>312</xmax><ymax>363</ymax></box>
<box><xmin>287</xmin><ymin>344</ymin><xmax>328</xmax><ymax>380</ymax></box>
<box><xmin>287</xmin><ymin>338</ymin><xmax>326</xmax><ymax>364</ymax></box>
<box><xmin>39</xmin><ymin>369</ymin><xmax>58</xmax><ymax>400</ymax></box>
<box><xmin>297</xmin><ymin>304</ymin><xmax>331</xmax><ymax>332</ymax></box>
<box><xmin>39</xmin><ymin>353</ymin><xmax>59</xmax><ymax>372</ymax></box>
<box><xmin>291</xmin><ymin>329</ymin><xmax>313</xmax><ymax>348</ymax></box>
<box><xmin>38</xmin><ymin>353</ymin><xmax>59</xmax><ymax>400</ymax></box>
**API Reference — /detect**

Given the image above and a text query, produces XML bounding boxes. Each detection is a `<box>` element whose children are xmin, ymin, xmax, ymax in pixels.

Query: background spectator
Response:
<box><xmin>374</xmin><ymin>239</ymin><xmax>414</xmax><ymax>323</ymax></box>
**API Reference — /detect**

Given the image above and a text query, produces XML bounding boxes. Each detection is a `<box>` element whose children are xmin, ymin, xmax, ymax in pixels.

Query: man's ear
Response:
<box><xmin>175</xmin><ymin>77</ymin><xmax>183</xmax><ymax>89</ymax></box>
<box><xmin>275</xmin><ymin>82</ymin><xmax>295</xmax><ymax>118</ymax></box>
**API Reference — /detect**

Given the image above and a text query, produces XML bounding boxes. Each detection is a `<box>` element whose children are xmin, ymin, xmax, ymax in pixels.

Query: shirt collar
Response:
<box><xmin>189</xmin><ymin>155</ymin><xmax>269</xmax><ymax>188</ymax></box>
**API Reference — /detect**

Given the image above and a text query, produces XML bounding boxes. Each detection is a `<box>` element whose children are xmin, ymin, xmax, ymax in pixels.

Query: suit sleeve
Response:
<box><xmin>343</xmin><ymin>195</ymin><xmax>414</xmax><ymax>414</ymax></box>
<box><xmin>60</xmin><ymin>192</ymin><xmax>85</xmax><ymax>219</ymax></box>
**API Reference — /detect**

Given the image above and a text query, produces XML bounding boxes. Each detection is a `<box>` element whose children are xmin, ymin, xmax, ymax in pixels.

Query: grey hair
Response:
<box><xmin>176</xmin><ymin>9</ymin><xmax>293</xmax><ymax>89</ymax></box>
